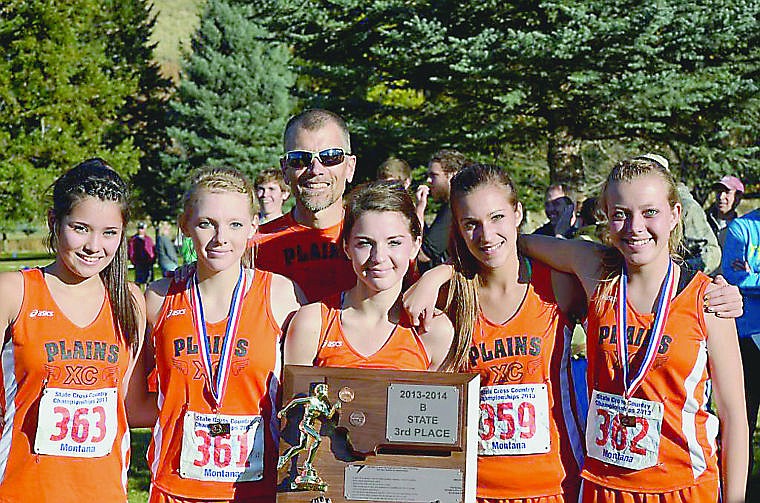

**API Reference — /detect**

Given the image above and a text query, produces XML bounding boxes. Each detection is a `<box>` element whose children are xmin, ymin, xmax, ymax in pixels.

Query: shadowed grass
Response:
<box><xmin>129</xmin><ymin>429</ymin><xmax>152</xmax><ymax>502</ymax></box>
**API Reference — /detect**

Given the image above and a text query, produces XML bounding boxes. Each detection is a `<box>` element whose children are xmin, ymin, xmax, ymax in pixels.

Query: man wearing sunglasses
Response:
<box><xmin>254</xmin><ymin>109</ymin><xmax>358</xmax><ymax>302</ymax></box>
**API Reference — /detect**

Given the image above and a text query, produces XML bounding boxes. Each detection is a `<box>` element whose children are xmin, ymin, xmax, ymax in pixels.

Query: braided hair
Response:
<box><xmin>48</xmin><ymin>158</ymin><xmax>139</xmax><ymax>349</ymax></box>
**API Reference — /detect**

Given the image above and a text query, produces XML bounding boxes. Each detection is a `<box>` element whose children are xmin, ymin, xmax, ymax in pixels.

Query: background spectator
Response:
<box><xmin>416</xmin><ymin>149</ymin><xmax>467</xmax><ymax>272</ymax></box>
<box><xmin>574</xmin><ymin>197</ymin><xmax>602</xmax><ymax>242</ymax></box>
<box><xmin>533</xmin><ymin>184</ymin><xmax>578</xmax><ymax>238</ymax></box>
<box><xmin>128</xmin><ymin>221</ymin><xmax>155</xmax><ymax>287</ymax></box>
<box><xmin>376</xmin><ymin>156</ymin><xmax>412</xmax><ymax>189</ymax></box>
<box><xmin>707</xmin><ymin>175</ymin><xmax>744</xmax><ymax>247</ymax></box>
<box><xmin>721</xmin><ymin>208</ymin><xmax>760</xmax><ymax>490</ymax></box>
<box><xmin>255</xmin><ymin>168</ymin><xmax>290</xmax><ymax>224</ymax></box>
<box><xmin>179</xmin><ymin>234</ymin><xmax>196</xmax><ymax>265</ymax></box>
<box><xmin>155</xmin><ymin>221</ymin><xmax>179</xmax><ymax>277</ymax></box>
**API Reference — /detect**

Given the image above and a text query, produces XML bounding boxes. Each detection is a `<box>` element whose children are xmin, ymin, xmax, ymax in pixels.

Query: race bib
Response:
<box><xmin>179</xmin><ymin>411</ymin><xmax>263</xmax><ymax>482</ymax></box>
<box><xmin>35</xmin><ymin>387</ymin><xmax>119</xmax><ymax>458</ymax></box>
<box><xmin>586</xmin><ymin>390</ymin><xmax>663</xmax><ymax>470</ymax></box>
<box><xmin>478</xmin><ymin>384</ymin><xmax>550</xmax><ymax>455</ymax></box>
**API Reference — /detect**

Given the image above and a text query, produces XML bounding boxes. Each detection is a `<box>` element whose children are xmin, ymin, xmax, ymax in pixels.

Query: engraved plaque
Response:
<box><xmin>386</xmin><ymin>384</ymin><xmax>459</xmax><ymax>444</ymax></box>
<box><xmin>344</xmin><ymin>465</ymin><xmax>463</xmax><ymax>503</ymax></box>
<box><xmin>278</xmin><ymin>366</ymin><xmax>480</xmax><ymax>503</ymax></box>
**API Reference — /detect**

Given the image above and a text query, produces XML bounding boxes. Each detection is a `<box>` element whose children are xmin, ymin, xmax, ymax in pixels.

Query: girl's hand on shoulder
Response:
<box><xmin>403</xmin><ymin>264</ymin><xmax>453</xmax><ymax>333</ymax></box>
<box><xmin>704</xmin><ymin>275</ymin><xmax>743</xmax><ymax>319</ymax></box>
<box><xmin>171</xmin><ymin>262</ymin><xmax>196</xmax><ymax>285</ymax></box>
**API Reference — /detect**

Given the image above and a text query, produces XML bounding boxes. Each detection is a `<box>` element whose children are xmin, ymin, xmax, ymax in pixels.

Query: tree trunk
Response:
<box><xmin>547</xmin><ymin>127</ymin><xmax>585</xmax><ymax>195</ymax></box>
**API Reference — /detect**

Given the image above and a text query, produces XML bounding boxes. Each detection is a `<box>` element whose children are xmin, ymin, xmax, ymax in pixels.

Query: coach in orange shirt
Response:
<box><xmin>254</xmin><ymin>109</ymin><xmax>358</xmax><ymax>302</ymax></box>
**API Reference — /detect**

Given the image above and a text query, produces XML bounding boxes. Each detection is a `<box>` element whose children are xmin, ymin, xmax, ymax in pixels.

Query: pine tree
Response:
<box><xmin>269</xmin><ymin>0</ymin><xmax>760</xmax><ymax>195</ymax></box>
<box><xmin>97</xmin><ymin>0</ymin><xmax>177</xmax><ymax>223</ymax></box>
<box><xmin>0</xmin><ymin>0</ymin><xmax>141</xmax><ymax>228</ymax></box>
<box><xmin>162</xmin><ymin>0</ymin><xmax>295</xmax><ymax>187</ymax></box>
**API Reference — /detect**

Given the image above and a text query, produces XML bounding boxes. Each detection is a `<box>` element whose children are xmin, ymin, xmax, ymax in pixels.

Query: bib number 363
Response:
<box><xmin>586</xmin><ymin>390</ymin><xmax>663</xmax><ymax>470</ymax></box>
<box><xmin>180</xmin><ymin>411</ymin><xmax>263</xmax><ymax>482</ymax></box>
<box><xmin>35</xmin><ymin>387</ymin><xmax>118</xmax><ymax>458</ymax></box>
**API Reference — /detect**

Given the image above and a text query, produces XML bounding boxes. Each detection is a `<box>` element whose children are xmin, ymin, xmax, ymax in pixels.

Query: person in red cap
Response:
<box><xmin>707</xmin><ymin>175</ymin><xmax>745</xmax><ymax>247</ymax></box>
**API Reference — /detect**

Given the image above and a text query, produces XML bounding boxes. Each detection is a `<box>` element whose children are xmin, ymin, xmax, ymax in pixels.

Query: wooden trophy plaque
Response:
<box><xmin>276</xmin><ymin>365</ymin><xmax>478</xmax><ymax>503</ymax></box>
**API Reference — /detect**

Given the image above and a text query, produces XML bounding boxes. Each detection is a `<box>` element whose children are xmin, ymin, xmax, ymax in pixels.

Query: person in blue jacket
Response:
<box><xmin>722</xmin><ymin>207</ymin><xmax>760</xmax><ymax>489</ymax></box>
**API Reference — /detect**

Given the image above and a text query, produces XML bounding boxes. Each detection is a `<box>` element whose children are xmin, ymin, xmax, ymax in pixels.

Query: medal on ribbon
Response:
<box><xmin>616</xmin><ymin>261</ymin><xmax>675</xmax><ymax>427</ymax></box>
<box><xmin>188</xmin><ymin>267</ymin><xmax>247</xmax><ymax>436</ymax></box>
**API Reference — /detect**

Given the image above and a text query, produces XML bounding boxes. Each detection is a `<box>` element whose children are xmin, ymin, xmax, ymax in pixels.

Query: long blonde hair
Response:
<box><xmin>595</xmin><ymin>156</ymin><xmax>684</xmax><ymax>306</ymax></box>
<box><xmin>444</xmin><ymin>163</ymin><xmax>520</xmax><ymax>371</ymax></box>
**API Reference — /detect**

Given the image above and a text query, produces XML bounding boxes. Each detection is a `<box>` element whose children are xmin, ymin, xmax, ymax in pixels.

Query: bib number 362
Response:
<box><xmin>35</xmin><ymin>387</ymin><xmax>119</xmax><ymax>458</ymax></box>
<box><xmin>586</xmin><ymin>390</ymin><xmax>663</xmax><ymax>470</ymax></box>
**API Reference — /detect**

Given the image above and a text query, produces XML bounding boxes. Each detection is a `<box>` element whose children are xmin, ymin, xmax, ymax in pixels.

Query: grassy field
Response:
<box><xmin>129</xmin><ymin>429</ymin><xmax>152</xmax><ymax>502</ymax></box>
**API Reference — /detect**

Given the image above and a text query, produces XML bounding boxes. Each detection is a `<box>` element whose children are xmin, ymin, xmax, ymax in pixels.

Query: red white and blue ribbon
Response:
<box><xmin>188</xmin><ymin>268</ymin><xmax>246</xmax><ymax>409</ymax></box>
<box><xmin>616</xmin><ymin>260</ymin><xmax>675</xmax><ymax>400</ymax></box>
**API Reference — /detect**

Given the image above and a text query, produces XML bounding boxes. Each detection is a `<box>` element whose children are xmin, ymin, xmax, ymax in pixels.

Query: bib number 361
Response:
<box><xmin>180</xmin><ymin>412</ymin><xmax>263</xmax><ymax>482</ymax></box>
<box><xmin>35</xmin><ymin>387</ymin><xmax>119</xmax><ymax>458</ymax></box>
<box><xmin>586</xmin><ymin>390</ymin><xmax>663</xmax><ymax>470</ymax></box>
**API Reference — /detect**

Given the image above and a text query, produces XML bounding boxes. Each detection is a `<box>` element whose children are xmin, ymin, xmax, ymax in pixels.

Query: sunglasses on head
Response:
<box><xmin>282</xmin><ymin>148</ymin><xmax>349</xmax><ymax>170</ymax></box>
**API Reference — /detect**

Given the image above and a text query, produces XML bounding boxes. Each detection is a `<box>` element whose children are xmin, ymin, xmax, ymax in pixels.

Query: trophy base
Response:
<box><xmin>292</xmin><ymin>467</ymin><xmax>328</xmax><ymax>492</ymax></box>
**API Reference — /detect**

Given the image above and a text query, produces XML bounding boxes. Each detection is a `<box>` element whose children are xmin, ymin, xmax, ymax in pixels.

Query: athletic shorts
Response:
<box><xmin>478</xmin><ymin>495</ymin><xmax>575</xmax><ymax>503</ymax></box>
<box><xmin>580</xmin><ymin>478</ymin><xmax>719</xmax><ymax>503</ymax></box>
<box><xmin>148</xmin><ymin>485</ymin><xmax>272</xmax><ymax>503</ymax></box>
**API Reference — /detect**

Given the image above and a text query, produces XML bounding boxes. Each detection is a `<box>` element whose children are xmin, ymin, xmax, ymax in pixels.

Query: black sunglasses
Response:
<box><xmin>282</xmin><ymin>148</ymin><xmax>350</xmax><ymax>170</ymax></box>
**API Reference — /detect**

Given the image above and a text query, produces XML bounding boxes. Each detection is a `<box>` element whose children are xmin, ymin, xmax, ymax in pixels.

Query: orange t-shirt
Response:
<box><xmin>469</xmin><ymin>261</ymin><xmax>583</xmax><ymax>500</ymax></box>
<box><xmin>0</xmin><ymin>268</ymin><xmax>131</xmax><ymax>502</ymax></box>
<box><xmin>314</xmin><ymin>294</ymin><xmax>431</xmax><ymax>370</ymax></box>
<box><xmin>253</xmin><ymin>212</ymin><xmax>356</xmax><ymax>302</ymax></box>
<box><xmin>147</xmin><ymin>269</ymin><xmax>281</xmax><ymax>501</ymax></box>
<box><xmin>582</xmin><ymin>270</ymin><xmax>719</xmax><ymax>492</ymax></box>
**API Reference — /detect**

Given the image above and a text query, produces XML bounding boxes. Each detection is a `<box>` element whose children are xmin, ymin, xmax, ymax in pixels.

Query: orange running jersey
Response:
<box><xmin>468</xmin><ymin>261</ymin><xmax>583</xmax><ymax>500</ymax></box>
<box><xmin>0</xmin><ymin>268</ymin><xmax>131</xmax><ymax>502</ymax></box>
<box><xmin>147</xmin><ymin>269</ymin><xmax>281</xmax><ymax>501</ymax></box>
<box><xmin>254</xmin><ymin>212</ymin><xmax>356</xmax><ymax>302</ymax></box>
<box><xmin>313</xmin><ymin>294</ymin><xmax>431</xmax><ymax>370</ymax></box>
<box><xmin>582</xmin><ymin>270</ymin><xmax>719</xmax><ymax>492</ymax></box>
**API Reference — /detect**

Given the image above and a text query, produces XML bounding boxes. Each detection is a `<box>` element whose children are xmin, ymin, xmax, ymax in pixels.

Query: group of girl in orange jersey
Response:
<box><xmin>0</xmin><ymin>152</ymin><xmax>748</xmax><ymax>503</ymax></box>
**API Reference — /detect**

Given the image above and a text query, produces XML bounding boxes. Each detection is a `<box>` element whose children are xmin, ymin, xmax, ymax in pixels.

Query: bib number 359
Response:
<box><xmin>478</xmin><ymin>384</ymin><xmax>550</xmax><ymax>455</ymax></box>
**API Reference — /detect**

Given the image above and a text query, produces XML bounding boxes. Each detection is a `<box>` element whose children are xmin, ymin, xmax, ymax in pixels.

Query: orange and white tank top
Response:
<box><xmin>147</xmin><ymin>269</ymin><xmax>281</xmax><ymax>501</ymax></box>
<box><xmin>582</xmin><ymin>270</ymin><xmax>718</xmax><ymax>492</ymax></box>
<box><xmin>314</xmin><ymin>294</ymin><xmax>431</xmax><ymax>370</ymax></box>
<box><xmin>254</xmin><ymin>212</ymin><xmax>356</xmax><ymax>302</ymax></box>
<box><xmin>0</xmin><ymin>268</ymin><xmax>131</xmax><ymax>502</ymax></box>
<box><xmin>468</xmin><ymin>260</ymin><xmax>583</xmax><ymax>500</ymax></box>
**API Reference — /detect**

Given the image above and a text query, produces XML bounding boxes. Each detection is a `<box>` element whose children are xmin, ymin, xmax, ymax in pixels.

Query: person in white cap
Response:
<box><xmin>707</xmin><ymin>175</ymin><xmax>745</xmax><ymax>246</ymax></box>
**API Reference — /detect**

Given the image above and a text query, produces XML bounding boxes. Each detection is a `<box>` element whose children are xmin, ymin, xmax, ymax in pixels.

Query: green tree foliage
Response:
<box><xmin>270</xmin><ymin>0</ymin><xmax>759</xmax><ymax>201</ymax></box>
<box><xmin>162</xmin><ymin>0</ymin><xmax>296</xmax><ymax>189</ymax></box>
<box><xmin>100</xmin><ymin>0</ymin><xmax>176</xmax><ymax>223</ymax></box>
<box><xmin>0</xmin><ymin>0</ymin><xmax>143</xmax><ymax>229</ymax></box>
